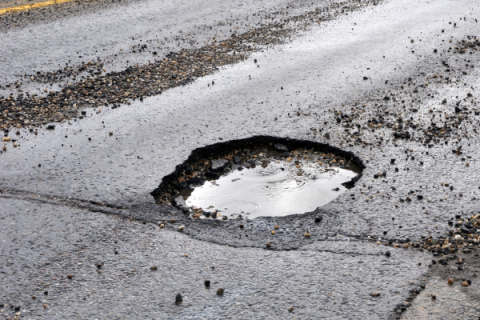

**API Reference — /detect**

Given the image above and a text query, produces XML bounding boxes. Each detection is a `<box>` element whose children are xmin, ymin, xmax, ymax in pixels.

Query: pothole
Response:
<box><xmin>151</xmin><ymin>136</ymin><xmax>364</xmax><ymax>220</ymax></box>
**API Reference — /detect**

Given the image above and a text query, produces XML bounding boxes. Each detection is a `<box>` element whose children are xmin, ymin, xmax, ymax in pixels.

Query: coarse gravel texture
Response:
<box><xmin>0</xmin><ymin>0</ymin><xmax>380</xmax><ymax>129</ymax></box>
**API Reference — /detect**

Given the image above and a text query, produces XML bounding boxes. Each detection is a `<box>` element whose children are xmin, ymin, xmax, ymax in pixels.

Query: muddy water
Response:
<box><xmin>185</xmin><ymin>159</ymin><xmax>357</xmax><ymax>219</ymax></box>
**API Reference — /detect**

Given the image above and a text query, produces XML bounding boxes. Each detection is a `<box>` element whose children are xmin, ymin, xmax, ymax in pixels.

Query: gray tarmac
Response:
<box><xmin>1</xmin><ymin>0</ymin><xmax>480</xmax><ymax>319</ymax></box>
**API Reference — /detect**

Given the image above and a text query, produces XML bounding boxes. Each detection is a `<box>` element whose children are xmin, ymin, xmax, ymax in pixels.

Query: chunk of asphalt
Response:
<box><xmin>211</xmin><ymin>159</ymin><xmax>228</xmax><ymax>171</ymax></box>
<box><xmin>173</xmin><ymin>196</ymin><xmax>190</xmax><ymax>213</ymax></box>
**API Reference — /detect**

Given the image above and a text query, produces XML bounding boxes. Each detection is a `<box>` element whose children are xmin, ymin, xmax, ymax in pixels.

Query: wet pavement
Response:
<box><xmin>1</xmin><ymin>0</ymin><xmax>480</xmax><ymax>318</ymax></box>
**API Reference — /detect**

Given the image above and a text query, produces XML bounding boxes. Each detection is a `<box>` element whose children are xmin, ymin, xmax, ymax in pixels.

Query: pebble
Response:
<box><xmin>204</xmin><ymin>280</ymin><xmax>210</xmax><ymax>287</ymax></box>
<box><xmin>448</xmin><ymin>278</ymin><xmax>454</xmax><ymax>285</ymax></box>
<box><xmin>217</xmin><ymin>288</ymin><xmax>224</xmax><ymax>296</ymax></box>
<box><xmin>178</xmin><ymin>225</ymin><xmax>184</xmax><ymax>231</ymax></box>
<box><xmin>175</xmin><ymin>293</ymin><xmax>182</xmax><ymax>304</ymax></box>
<box><xmin>288</xmin><ymin>306</ymin><xmax>294</xmax><ymax>312</ymax></box>
<box><xmin>150</xmin><ymin>266</ymin><xmax>158</xmax><ymax>271</ymax></box>
<box><xmin>371</xmin><ymin>292</ymin><xmax>381</xmax><ymax>297</ymax></box>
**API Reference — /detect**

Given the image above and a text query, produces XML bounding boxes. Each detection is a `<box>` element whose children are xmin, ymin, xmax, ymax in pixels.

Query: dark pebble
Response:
<box><xmin>175</xmin><ymin>293</ymin><xmax>182</xmax><ymax>304</ymax></box>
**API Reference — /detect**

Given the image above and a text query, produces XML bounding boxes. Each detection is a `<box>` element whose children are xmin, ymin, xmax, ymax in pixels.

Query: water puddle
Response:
<box><xmin>151</xmin><ymin>136</ymin><xmax>364</xmax><ymax>220</ymax></box>
<box><xmin>185</xmin><ymin>160</ymin><xmax>356</xmax><ymax>219</ymax></box>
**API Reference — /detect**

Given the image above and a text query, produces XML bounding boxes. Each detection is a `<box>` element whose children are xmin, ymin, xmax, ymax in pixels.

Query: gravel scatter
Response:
<box><xmin>0</xmin><ymin>0</ymin><xmax>381</xmax><ymax>130</ymax></box>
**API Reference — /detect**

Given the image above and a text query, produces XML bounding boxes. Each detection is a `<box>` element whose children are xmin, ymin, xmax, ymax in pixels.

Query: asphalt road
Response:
<box><xmin>1</xmin><ymin>0</ymin><xmax>480</xmax><ymax>319</ymax></box>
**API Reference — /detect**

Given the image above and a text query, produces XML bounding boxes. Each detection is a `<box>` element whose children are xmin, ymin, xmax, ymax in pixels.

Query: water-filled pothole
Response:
<box><xmin>185</xmin><ymin>159</ymin><xmax>356</xmax><ymax>219</ymax></box>
<box><xmin>151</xmin><ymin>136</ymin><xmax>364</xmax><ymax>220</ymax></box>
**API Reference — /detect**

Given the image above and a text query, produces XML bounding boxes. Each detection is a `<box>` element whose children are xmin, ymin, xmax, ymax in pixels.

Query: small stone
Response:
<box><xmin>371</xmin><ymin>292</ymin><xmax>380</xmax><ymax>297</ymax></box>
<box><xmin>431</xmin><ymin>293</ymin><xmax>437</xmax><ymax>300</ymax></box>
<box><xmin>239</xmin><ymin>224</ymin><xmax>244</xmax><ymax>228</ymax></box>
<box><xmin>178</xmin><ymin>225</ymin><xmax>184</xmax><ymax>231</ymax></box>
<box><xmin>204</xmin><ymin>280</ymin><xmax>210</xmax><ymax>287</ymax></box>
<box><xmin>184</xmin><ymin>254</ymin><xmax>188</xmax><ymax>258</ymax></box>
<box><xmin>304</xmin><ymin>232</ymin><xmax>311</xmax><ymax>237</ymax></box>
<box><xmin>217</xmin><ymin>288</ymin><xmax>224</xmax><ymax>296</ymax></box>
<box><xmin>32</xmin><ymin>296</ymin><xmax>36</xmax><ymax>299</ymax></box>
<box><xmin>288</xmin><ymin>306</ymin><xmax>294</xmax><ymax>312</ymax></box>
<box><xmin>462</xmin><ymin>281</ymin><xmax>469</xmax><ymax>287</ymax></box>
<box><xmin>402</xmin><ymin>243</ymin><xmax>409</xmax><ymax>249</ymax></box>
<box><xmin>271</xmin><ymin>230</ymin><xmax>275</xmax><ymax>235</ymax></box>
<box><xmin>170</xmin><ymin>218</ymin><xmax>176</xmax><ymax>223</ymax></box>
<box><xmin>67</xmin><ymin>274</ymin><xmax>73</xmax><ymax>279</ymax></box>
<box><xmin>2</xmin><ymin>137</ymin><xmax>10</xmax><ymax>141</ymax></box>
<box><xmin>150</xmin><ymin>266</ymin><xmax>158</xmax><ymax>271</ymax></box>
<box><xmin>266</xmin><ymin>242</ymin><xmax>271</xmax><ymax>248</ymax></box>
<box><xmin>160</xmin><ymin>223</ymin><xmax>164</xmax><ymax>228</ymax></box>
<box><xmin>315</xmin><ymin>216</ymin><xmax>323</xmax><ymax>223</ymax></box>
<box><xmin>175</xmin><ymin>293</ymin><xmax>182</xmax><ymax>304</ymax></box>
<box><xmin>109</xmin><ymin>131</ymin><xmax>113</xmax><ymax>136</ymax></box>
<box><xmin>43</xmin><ymin>304</ymin><xmax>48</xmax><ymax>309</ymax></box>
<box><xmin>274</xmin><ymin>225</ymin><xmax>279</xmax><ymax>229</ymax></box>
<box><xmin>448</xmin><ymin>278</ymin><xmax>454</xmax><ymax>285</ymax></box>
<box><xmin>46</xmin><ymin>124</ymin><xmax>55</xmax><ymax>130</ymax></box>
<box><xmin>385</xmin><ymin>251</ymin><xmax>391</xmax><ymax>257</ymax></box>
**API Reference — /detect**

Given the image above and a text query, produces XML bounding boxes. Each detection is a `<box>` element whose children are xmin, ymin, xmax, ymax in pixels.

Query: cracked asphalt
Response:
<box><xmin>1</xmin><ymin>0</ymin><xmax>480</xmax><ymax>319</ymax></box>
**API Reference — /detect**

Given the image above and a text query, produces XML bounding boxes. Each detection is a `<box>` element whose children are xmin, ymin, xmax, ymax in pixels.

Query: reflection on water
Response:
<box><xmin>185</xmin><ymin>159</ymin><xmax>356</xmax><ymax>219</ymax></box>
